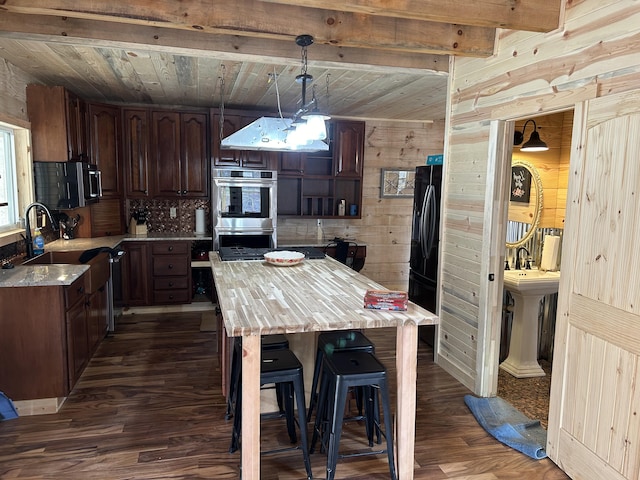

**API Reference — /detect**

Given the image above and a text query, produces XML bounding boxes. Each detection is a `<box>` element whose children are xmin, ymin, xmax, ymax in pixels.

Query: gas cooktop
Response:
<box><xmin>218</xmin><ymin>246</ymin><xmax>326</xmax><ymax>261</ymax></box>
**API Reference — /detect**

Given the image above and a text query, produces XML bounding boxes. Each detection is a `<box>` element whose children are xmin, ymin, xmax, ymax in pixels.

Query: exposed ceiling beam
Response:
<box><xmin>0</xmin><ymin>0</ymin><xmax>496</xmax><ymax>57</ymax></box>
<box><xmin>257</xmin><ymin>0</ymin><xmax>562</xmax><ymax>32</ymax></box>
<box><xmin>0</xmin><ymin>12</ymin><xmax>449</xmax><ymax>74</ymax></box>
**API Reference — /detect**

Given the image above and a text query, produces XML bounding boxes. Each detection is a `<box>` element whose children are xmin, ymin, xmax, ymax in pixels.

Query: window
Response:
<box><xmin>0</xmin><ymin>125</ymin><xmax>18</xmax><ymax>231</ymax></box>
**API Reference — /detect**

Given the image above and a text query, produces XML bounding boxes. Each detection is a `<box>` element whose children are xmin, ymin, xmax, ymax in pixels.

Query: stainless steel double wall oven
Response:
<box><xmin>212</xmin><ymin>168</ymin><xmax>278</xmax><ymax>250</ymax></box>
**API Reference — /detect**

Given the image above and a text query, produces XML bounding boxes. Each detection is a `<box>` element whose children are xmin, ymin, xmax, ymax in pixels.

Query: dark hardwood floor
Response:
<box><xmin>0</xmin><ymin>312</ymin><xmax>569</xmax><ymax>479</ymax></box>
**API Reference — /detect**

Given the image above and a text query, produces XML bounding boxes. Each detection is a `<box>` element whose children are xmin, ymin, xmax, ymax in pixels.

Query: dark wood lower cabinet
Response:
<box><xmin>120</xmin><ymin>240</ymin><xmax>192</xmax><ymax>307</ymax></box>
<box><xmin>0</xmin><ymin>272</ymin><xmax>108</xmax><ymax>401</ymax></box>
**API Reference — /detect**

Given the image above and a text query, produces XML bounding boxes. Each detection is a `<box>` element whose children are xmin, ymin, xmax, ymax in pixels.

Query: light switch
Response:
<box><xmin>170</xmin><ymin>207</ymin><xmax>177</xmax><ymax>218</ymax></box>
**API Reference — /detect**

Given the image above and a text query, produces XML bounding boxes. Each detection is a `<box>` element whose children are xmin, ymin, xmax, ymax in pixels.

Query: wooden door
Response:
<box><xmin>547</xmin><ymin>90</ymin><xmax>640</xmax><ymax>479</ymax></box>
<box><xmin>334</xmin><ymin>120</ymin><xmax>364</xmax><ymax>178</ymax></box>
<box><xmin>152</xmin><ymin>111</ymin><xmax>182</xmax><ymax>197</ymax></box>
<box><xmin>121</xmin><ymin>242</ymin><xmax>150</xmax><ymax>307</ymax></box>
<box><xmin>212</xmin><ymin>114</ymin><xmax>243</xmax><ymax>167</ymax></box>
<box><xmin>180</xmin><ymin>112</ymin><xmax>209</xmax><ymax>197</ymax></box>
<box><xmin>66</xmin><ymin>91</ymin><xmax>88</xmax><ymax>161</ymax></box>
<box><xmin>123</xmin><ymin>109</ymin><xmax>152</xmax><ymax>198</ymax></box>
<box><xmin>88</xmin><ymin>103</ymin><xmax>122</xmax><ymax>197</ymax></box>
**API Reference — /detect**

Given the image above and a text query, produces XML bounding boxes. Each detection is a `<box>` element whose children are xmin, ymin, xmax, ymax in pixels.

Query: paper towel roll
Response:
<box><xmin>195</xmin><ymin>208</ymin><xmax>206</xmax><ymax>234</ymax></box>
<box><xmin>540</xmin><ymin>235</ymin><xmax>561</xmax><ymax>271</ymax></box>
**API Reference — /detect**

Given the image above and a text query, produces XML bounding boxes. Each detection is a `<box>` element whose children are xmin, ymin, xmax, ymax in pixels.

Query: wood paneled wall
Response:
<box><xmin>0</xmin><ymin>58</ymin><xmax>34</xmax><ymax>123</ymax></box>
<box><xmin>278</xmin><ymin>119</ymin><xmax>445</xmax><ymax>291</ymax></box>
<box><xmin>442</xmin><ymin>0</ymin><xmax>640</xmax><ymax>398</ymax></box>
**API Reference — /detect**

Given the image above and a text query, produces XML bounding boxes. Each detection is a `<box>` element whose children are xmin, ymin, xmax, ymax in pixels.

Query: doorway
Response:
<box><xmin>496</xmin><ymin>110</ymin><xmax>573</xmax><ymax>428</ymax></box>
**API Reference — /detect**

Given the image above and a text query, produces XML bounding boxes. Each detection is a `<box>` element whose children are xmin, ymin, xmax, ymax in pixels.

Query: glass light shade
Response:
<box><xmin>301</xmin><ymin>114</ymin><xmax>327</xmax><ymax>141</ymax></box>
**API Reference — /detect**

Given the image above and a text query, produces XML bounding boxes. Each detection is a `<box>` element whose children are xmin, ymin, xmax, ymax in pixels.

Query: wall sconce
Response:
<box><xmin>514</xmin><ymin>119</ymin><xmax>549</xmax><ymax>152</ymax></box>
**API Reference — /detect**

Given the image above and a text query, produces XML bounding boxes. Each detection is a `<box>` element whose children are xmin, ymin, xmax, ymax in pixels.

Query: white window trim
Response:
<box><xmin>0</xmin><ymin>117</ymin><xmax>34</xmax><ymax>247</ymax></box>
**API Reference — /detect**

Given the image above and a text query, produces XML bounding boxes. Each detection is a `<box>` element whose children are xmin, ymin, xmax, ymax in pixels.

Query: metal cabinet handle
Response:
<box><xmin>168</xmin><ymin>246</ymin><xmax>173</xmax><ymax>251</ymax></box>
<box><xmin>168</xmin><ymin>264</ymin><xmax>173</xmax><ymax>269</ymax></box>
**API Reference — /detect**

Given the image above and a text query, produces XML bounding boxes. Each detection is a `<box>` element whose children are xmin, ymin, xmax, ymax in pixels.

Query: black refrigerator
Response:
<box><xmin>408</xmin><ymin>164</ymin><xmax>443</xmax><ymax>346</ymax></box>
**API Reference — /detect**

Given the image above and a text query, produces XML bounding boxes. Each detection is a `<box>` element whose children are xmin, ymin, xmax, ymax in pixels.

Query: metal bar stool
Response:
<box><xmin>229</xmin><ymin>348</ymin><xmax>313</xmax><ymax>480</ymax></box>
<box><xmin>307</xmin><ymin>330</ymin><xmax>375</xmax><ymax>423</ymax></box>
<box><xmin>226</xmin><ymin>334</ymin><xmax>289</xmax><ymax>420</ymax></box>
<box><xmin>309</xmin><ymin>350</ymin><xmax>396</xmax><ymax>480</ymax></box>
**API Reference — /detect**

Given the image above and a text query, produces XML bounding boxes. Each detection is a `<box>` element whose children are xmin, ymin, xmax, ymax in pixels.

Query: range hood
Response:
<box><xmin>221</xmin><ymin>116</ymin><xmax>329</xmax><ymax>152</ymax></box>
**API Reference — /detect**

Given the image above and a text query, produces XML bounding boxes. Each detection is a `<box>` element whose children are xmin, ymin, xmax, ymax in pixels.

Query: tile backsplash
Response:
<box><xmin>127</xmin><ymin>199</ymin><xmax>211</xmax><ymax>234</ymax></box>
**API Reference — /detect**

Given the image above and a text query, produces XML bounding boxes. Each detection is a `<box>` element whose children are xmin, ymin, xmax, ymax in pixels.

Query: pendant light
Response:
<box><xmin>514</xmin><ymin>119</ymin><xmax>549</xmax><ymax>152</ymax></box>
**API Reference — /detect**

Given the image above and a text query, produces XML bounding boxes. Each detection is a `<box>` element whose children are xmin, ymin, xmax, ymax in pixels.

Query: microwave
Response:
<box><xmin>34</xmin><ymin>161</ymin><xmax>102</xmax><ymax>209</ymax></box>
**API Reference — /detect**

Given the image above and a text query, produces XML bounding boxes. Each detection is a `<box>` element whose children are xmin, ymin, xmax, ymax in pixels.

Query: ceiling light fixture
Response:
<box><xmin>220</xmin><ymin>34</ymin><xmax>330</xmax><ymax>152</ymax></box>
<box><xmin>514</xmin><ymin>119</ymin><xmax>549</xmax><ymax>152</ymax></box>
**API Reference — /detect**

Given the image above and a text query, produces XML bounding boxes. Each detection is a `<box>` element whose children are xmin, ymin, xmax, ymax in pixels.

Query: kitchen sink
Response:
<box><xmin>23</xmin><ymin>250</ymin><xmax>110</xmax><ymax>293</ymax></box>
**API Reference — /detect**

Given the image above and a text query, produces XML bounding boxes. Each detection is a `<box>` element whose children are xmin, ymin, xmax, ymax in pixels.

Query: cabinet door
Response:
<box><xmin>26</xmin><ymin>85</ymin><xmax>86</xmax><ymax>162</ymax></box>
<box><xmin>181</xmin><ymin>113</ymin><xmax>209</xmax><ymax>197</ymax></box>
<box><xmin>66</xmin><ymin>297</ymin><xmax>88</xmax><ymax>389</ymax></box>
<box><xmin>279</xmin><ymin>152</ymin><xmax>304</xmax><ymax>175</ymax></box>
<box><xmin>121</xmin><ymin>242</ymin><xmax>150</xmax><ymax>306</ymax></box>
<box><xmin>86</xmin><ymin>284</ymin><xmax>107</xmax><ymax>355</ymax></box>
<box><xmin>212</xmin><ymin>114</ymin><xmax>243</xmax><ymax>167</ymax></box>
<box><xmin>88</xmin><ymin>103</ymin><xmax>122</xmax><ymax>197</ymax></box>
<box><xmin>152</xmin><ymin>111</ymin><xmax>182</xmax><ymax>197</ymax></box>
<box><xmin>66</xmin><ymin>91</ymin><xmax>88</xmax><ymax>162</ymax></box>
<box><xmin>123</xmin><ymin>109</ymin><xmax>152</xmax><ymax>197</ymax></box>
<box><xmin>89</xmin><ymin>197</ymin><xmax>124</xmax><ymax>236</ymax></box>
<box><xmin>334</xmin><ymin>120</ymin><xmax>364</xmax><ymax>178</ymax></box>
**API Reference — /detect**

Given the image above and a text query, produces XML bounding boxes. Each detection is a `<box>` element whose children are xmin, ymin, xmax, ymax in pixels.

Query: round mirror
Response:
<box><xmin>506</xmin><ymin>160</ymin><xmax>543</xmax><ymax>248</ymax></box>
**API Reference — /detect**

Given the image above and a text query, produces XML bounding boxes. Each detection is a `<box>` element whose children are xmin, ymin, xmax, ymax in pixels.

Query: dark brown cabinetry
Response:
<box><xmin>121</xmin><ymin>241</ymin><xmax>150</xmax><ymax>307</ymax></box>
<box><xmin>211</xmin><ymin>112</ymin><xmax>277</xmax><ymax>169</ymax></box>
<box><xmin>0</xmin><ymin>270</ymin><xmax>109</xmax><ymax>401</ymax></box>
<box><xmin>151</xmin><ymin>241</ymin><xmax>192</xmax><ymax>304</ymax></box>
<box><xmin>88</xmin><ymin>103</ymin><xmax>123</xmax><ymax>197</ymax></box>
<box><xmin>65</xmin><ymin>281</ymin><xmax>90</xmax><ymax>388</ymax></box>
<box><xmin>26</xmin><ymin>85</ymin><xmax>88</xmax><ymax>162</ymax></box>
<box><xmin>123</xmin><ymin>108</ymin><xmax>152</xmax><ymax>198</ymax></box>
<box><xmin>152</xmin><ymin>111</ymin><xmax>209</xmax><ymax>198</ymax></box>
<box><xmin>120</xmin><ymin>241</ymin><xmax>192</xmax><ymax>307</ymax></box>
<box><xmin>277</xmin><ymin>120</ymin><xmax>364</xmax><ymax>218</ymax></box>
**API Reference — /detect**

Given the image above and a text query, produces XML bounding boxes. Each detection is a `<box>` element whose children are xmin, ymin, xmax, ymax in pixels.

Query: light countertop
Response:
<box><xmin>209</xmin><ymin>252</ymin><xmax>436</xmax><ymax>337</ymax></box>
<box><xmin>0</xmin><ymin>263</ymin><xmax>88</xmax><ymax>287</ymax></box>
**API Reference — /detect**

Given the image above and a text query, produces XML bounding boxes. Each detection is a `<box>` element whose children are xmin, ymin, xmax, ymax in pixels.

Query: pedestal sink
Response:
<box><xmin>500</xmin><ymin>269</ymin><xmax>561</xmax><ymax>378</ymax></box>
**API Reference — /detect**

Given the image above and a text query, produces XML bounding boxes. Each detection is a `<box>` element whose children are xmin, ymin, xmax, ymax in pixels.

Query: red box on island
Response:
<box><xmin>364</xmin><ymin>289</ymin><xmax>408</xmax><ymax>311</ymax></box>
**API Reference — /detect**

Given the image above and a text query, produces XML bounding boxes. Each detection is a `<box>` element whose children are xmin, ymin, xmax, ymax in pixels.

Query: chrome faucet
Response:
<box><xmin>515</xmin><ymin>246</ymin><xmax>530</xmax><ymax>270</ymax></box>
<box><xmin>23</xmin><ymin>202</ymin><xmax>57</xmax><ymax>259</ymax></box>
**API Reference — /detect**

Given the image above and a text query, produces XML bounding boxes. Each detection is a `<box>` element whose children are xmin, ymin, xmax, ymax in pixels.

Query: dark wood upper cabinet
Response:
<box><xmin>88</xmin><ymin>103</ymin><xmax>122</xmax><ymax>197</ymax></box>
<box><xmin>26</xmin><ymin>85</ymin><xmax>88</xmax><ymax>162</ymax></box>
<box><xmin>334</xmin><ymin>120</ymin><xmax>364</xmax><ymax>178</ymax></box>
<box><xmin>152</xmin><ymin>110</ymin><xmax>208</xmax><ymax>198</ymax></box>
<box><xmin>123</xmin><ymin>108</ymin><xmax>152</xmax><ymax>198</ymax></box>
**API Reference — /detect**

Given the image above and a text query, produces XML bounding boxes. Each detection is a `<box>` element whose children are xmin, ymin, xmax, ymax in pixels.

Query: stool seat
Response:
<box><xmin>226</xmin><ymin>334</ymin><xmax>289</xmax><ymax>420</ymax></box>
<box><xmin>307</xmin><ymin>330</ymin><xmax>375</xmax><ymax>423</ymax></box>
<box><xmin>310</xmin><ymin>350</ymin><xmax>396</xmax><ymax>480</ymax></box>
<box><xmin>230</xmin><ymin>348</ymin><xmax>313</xmax><ymax>479</ymax></box>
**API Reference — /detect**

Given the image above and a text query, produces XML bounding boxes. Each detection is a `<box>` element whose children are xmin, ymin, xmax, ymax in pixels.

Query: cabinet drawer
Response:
<box><xmin>151</xmin><ymin>242</ymin><xmax>189</xmax><ymax>255</ymax></box>
<box><xmin>152</xmin><ymin>289</ymin><xmax>191</xmax><ymax>304</ymax></box>
<box><xmin>152</xmin><ymin>256</ymin><xmax>189</xmax><ymax>276</ymax></box>
<box><xmin>64</xmin><ymin>275</ymin><xmax>87</xmax><ymax>308</ymax></box>
<box><xmin>153</xmin><ymin>277</ymin><xmax>190</xmax><ymax>290</ymax></box>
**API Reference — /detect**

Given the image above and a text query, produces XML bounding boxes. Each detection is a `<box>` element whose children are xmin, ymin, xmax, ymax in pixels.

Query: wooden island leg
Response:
<box><xmin>241</xmin><ymin>334</ymin><xmax>261</xmax><ymax>478</ymax></box>
<box><xmin>396</xmin><ymin>323</ymin><xmax>418</xmax><ymax>480</ymax></box>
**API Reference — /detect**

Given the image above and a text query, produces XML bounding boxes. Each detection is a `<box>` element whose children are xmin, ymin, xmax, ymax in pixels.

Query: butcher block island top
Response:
<box><xmin>210</xmin><ymin>251</ymin><xmax>437</xmax><ymax>480</ymax></box>
<box><xmin>209</xmin><ymin>252</ymin><xmax>437</xmax><ymax>336</ymax></box>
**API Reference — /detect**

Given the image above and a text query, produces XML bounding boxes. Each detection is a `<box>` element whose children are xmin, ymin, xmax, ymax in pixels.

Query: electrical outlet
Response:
<box><xmin>170</xmin><ymin>207</ymin><xmax>177</xmax><ymax>218</ymax></box>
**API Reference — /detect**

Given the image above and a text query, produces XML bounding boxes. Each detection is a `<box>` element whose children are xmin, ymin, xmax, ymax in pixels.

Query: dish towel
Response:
<box><xmin>464</xmin><ymin>394</ymin><xmax>547</xmax><ymax>459</ymax></box>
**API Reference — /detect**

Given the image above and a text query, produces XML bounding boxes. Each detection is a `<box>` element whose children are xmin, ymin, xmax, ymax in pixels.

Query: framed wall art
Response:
<box><xmin>510</xmin><ymin>164</ymin><xmax>532</xmax><ymax>203</ymax></box>
<box><xmin>380</xmin><ymin>169</ymin><xmax>415</xmax><ymax>198</ymax></box>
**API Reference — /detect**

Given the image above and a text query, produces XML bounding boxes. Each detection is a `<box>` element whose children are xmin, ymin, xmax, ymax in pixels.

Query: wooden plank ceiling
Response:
<box><xmin>0</xmin><ymin>0</ymin><xmax>562</xmax><ymax>121</ymax></box>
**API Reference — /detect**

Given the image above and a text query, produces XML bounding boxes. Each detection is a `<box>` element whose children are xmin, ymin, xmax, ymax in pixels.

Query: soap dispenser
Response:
<box><xmin>32</xmin><ymin>228</ymin><xmax>45</xmax><ymax>256</ymax></box>
<box><xmin>337</xmin><ymin>199</ymin><xmax>346</xmax><ymax>216</ymax></box>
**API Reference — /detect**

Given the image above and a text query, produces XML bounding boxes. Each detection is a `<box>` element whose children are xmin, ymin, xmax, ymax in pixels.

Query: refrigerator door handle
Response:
<box><xmin>421</xmin><ymin>185</ymin><xmax>435</xmax><ymax>259</ymax></box>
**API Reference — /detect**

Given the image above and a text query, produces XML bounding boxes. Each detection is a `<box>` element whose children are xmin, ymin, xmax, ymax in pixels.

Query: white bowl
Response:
<box><xmin>264</xmin><ymin>251</ymin><xmax>305</xmax><ymax>266</ymax></box>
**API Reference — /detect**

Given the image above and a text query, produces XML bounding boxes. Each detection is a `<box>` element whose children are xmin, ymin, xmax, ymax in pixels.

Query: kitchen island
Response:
<box><xmin>210</xmin><ymin>253</ymin><xmax>438</xmax><ymax>480</ymax></box>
